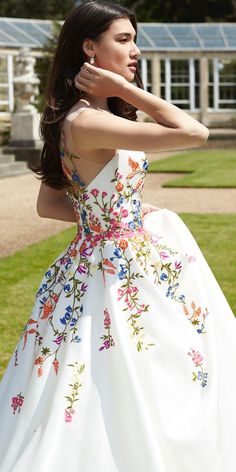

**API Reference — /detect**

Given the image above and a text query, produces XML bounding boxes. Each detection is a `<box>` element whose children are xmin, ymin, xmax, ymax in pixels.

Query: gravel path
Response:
<box><xmin>0</xmin><ymin>150</ymin><xmax>235</xmax><ymax>258</ymax></box>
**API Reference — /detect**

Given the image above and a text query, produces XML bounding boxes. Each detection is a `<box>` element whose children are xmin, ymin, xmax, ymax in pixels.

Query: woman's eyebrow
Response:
<box><xmin>115</xmin><ymin>32</ymin><xmax>136</xmax><ymax>39</ymax></box>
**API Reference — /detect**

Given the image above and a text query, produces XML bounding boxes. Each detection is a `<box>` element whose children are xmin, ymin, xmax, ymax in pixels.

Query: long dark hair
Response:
<box><xmin>34</xmin><ymin>0</ymin><xmax>144</xmax><ymax>189</ymax></box>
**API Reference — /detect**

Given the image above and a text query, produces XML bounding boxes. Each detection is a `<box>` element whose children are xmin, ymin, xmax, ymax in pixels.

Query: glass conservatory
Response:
<box><xmin>0</xmin><ymin>18</ymin><xmax>236</xmax><ymax>126</ymax></box>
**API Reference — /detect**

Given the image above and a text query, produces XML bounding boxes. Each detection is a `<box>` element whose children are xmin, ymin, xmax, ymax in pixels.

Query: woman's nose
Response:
<box><xmin>131</xmin><ymin>42</ymin><xmax>141</xmax><ymax>57</ymax></box>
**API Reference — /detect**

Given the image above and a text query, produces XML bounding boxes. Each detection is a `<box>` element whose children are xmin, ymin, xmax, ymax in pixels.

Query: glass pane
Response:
<box><xmin>172</xmin><ymin>103</ymin><xmax>189</xmax><ymax>110</ymax></box>
<box><xmin>160</xmin><ymin>85</ymin><xmax>165</xmax><ymax>99</ymax></box>
<box><xmin>171</xmin><ymin>60</ymin><xmax>189</xmax><ymax>84</ymax></box>
<box><xmin>208</xmin><ymin>85</ymin><xmax>214</xmax><ymax>108</ymax></box>
<box><xmin>171</xmin><ymin>85</ymin><xmax>189</xmax><ymax>101</ymax></box>
<box><xmin>219</xmin><ymin>103</ymin><xmax>236</xmax><ymax>109</ymax></box>
<box><xmin>218</xmin><ymin>59</ymin><xmax>236</xmax><ymax>83</ymax></box>
<box><xmin>195</xmin><ymin>85</ymin><xmax>200</xmax><ymax>108</ymax></box>
<box><xmin>0</xmin><ymin>57</ymin><xmax>7</xmax><ymax>83</ymax></box>
<box><xmin>147</xmin><ymin>59</ymin><xmax>152</xmax><ymax>83</ymax></box>
<box><xmin>0</xmin><ymin>89</ymin><xmax>8</xmax><ymax>101</ymax></box>
<box><xmin>195</xmin><ymin>59</ymin><xmax>200</xmax><ymax>83</ymax></box>
<box><xmin>220</xmin><ymin>85</ymin><xmax>236</xmax><ymax>100</ymax></box>
<box><xmin>160</xmin><ymin>59</ymin><xmax>165</xmax><ymax>83</ymax></box>
<box><xmin>208</xmin><ymin>59</ymin><xmax>214</xmax><ymax>83</ymax></box>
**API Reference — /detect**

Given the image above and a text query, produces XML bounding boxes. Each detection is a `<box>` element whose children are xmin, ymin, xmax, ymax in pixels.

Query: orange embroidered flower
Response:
<box><xmin>69</xmin><ymin>248</ymin><xmax>78</xmax><ymax>258</ymax></box>
<box><xmin>37</xmin><ymin>367</ymin><xmax>43</xmax><ymax>377</ymax></box>
<box><xmin>116</xmin><ymin>182</ymin><xmax>124</xmax><ymax>191</ymax></box>
<box><xmin>53</xmin><ymin>359</ymin><xmax>59</xmax><ymax>375</ymax></box>
<box><xmin>41</xmin><ymin>300</ymin><xmax>53</xmax><ymax>319</ymax></box>
<box><xmin>90</xmin><ymin>223</ymin><xmax>102</xmax><ymax>232</ymax></box>
<box><xmin>128</xmin><ymin>157</ymin><xmax>140</xmax><ymax>171</ymax></box>
<box><xmin>118</xmin><ymin>240</ymin><xmax>128</xmax><ymax>249</ymax></box>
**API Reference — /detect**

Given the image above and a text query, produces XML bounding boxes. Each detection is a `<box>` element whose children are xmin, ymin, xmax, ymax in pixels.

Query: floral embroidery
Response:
<box><xmin>99</xmin><ymin>309</ymin><xmax>115</xmax><ymax>351</ymax></box>
<box><xmin>64</xmin><ymin>361</ymin><xmax>85</xmax><ymax>423</ymax></box>
<box><xmin>11</xmin><ymin>392</ymin><xmax>24</xmax><ymax>414</ymax></box>
<box><xmin>183</xmin><ymin>301</ymin><xmax>209</xmax><ymax>334</ymax></box>
<box><xmin>188</xmin><ymin>348</ymin><xmax>208</xmax><ymax>388</ymax></box>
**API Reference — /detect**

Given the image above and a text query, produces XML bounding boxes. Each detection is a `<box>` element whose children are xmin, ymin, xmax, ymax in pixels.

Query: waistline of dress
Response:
<box><xmin>72</xmin><ymin>224</ymin><xmax>150</xmax><ymax>245</ymax></box>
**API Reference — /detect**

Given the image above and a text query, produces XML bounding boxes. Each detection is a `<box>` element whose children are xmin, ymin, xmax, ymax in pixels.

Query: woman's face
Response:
<box><xmin>86</xmin><ymin>18</ymin><xmax>141</xmax><ymax>81</ymax></box>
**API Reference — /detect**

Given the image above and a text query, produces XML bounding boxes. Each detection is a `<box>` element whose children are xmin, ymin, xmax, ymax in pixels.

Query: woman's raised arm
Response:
<box><xmin>72</xmin><ymin>62</ymin><xmax>209</xmax><ymax>153</ymax></box>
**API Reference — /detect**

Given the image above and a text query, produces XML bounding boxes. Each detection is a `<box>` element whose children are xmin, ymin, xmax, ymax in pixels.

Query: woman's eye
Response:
<box><xmin>119</xmin><ymin>39</ymin><xmax>127</xmax><ymax>43</ymax></box>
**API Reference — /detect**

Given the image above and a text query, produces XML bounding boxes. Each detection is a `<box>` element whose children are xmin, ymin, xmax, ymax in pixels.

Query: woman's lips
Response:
<box><xmin>128</xmin><ymin>65</ymin><xmax>136</xmax><ymax>72</ymax></box>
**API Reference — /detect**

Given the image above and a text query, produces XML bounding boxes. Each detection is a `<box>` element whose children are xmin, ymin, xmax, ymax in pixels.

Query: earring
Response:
<box><xmin>89</xmin><ymin>55</ymin><xmax>95</xmax><ymax>65</ymax></box>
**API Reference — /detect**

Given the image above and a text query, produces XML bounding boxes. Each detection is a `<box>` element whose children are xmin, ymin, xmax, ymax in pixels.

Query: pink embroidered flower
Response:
<box><xmin>77</xmin><ymin>264</ymin><xmax>87</xmax><ymax>274</ymax></box>
<box><xmin>121</xmin><ymin>208</ymin><xmax>128</xmax><ymax>218</ymax></box>
<box><xmin>160</xmin><ymin>251</ymin><xmax>169</xmax><ymax>260</ymax></box>
<box><xmin>104</xmin><ymin>317</ymin><xmax>111</xmax><ymax>327</ymax></box>
<box><xmin>99</xmin><ymin>308</ymin><xmax>115</xmax><ymax>351</ymax></box>
<box><xmin>11</xmin><ymin>393</ymin><xmax>24</xmax><ymax>415</ymax></box>
<box><xmin>188</xmin><ymin>348</ymin><xmax>204</xmax><ymax>366</ymax></box>
<box><xmin>65</xmin><ymin>410</ymin><xmax>73</xmax><ymax>422</ymax></box>
<box><xmin>175</xmin><ymin>261</ymin><xmax>182</xmax><ymax>270</ymax></box>
<box><xmin>102</xmin><ymin>191</ymin><xmax>107</xmax><ymax>197</ymax></box>
<box><xmin>188</xmin><ymin>255</ymin><xmax>196</xmax><ymax>262</ymax></box>
<box><xmin>91</xmin><ymin>189</ymin><xmax>99</xmax><ymax>197</ymax></box>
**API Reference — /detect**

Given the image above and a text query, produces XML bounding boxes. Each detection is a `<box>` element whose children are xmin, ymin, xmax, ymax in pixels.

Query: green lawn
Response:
<box><xmin>148</xmin><ymin>149</ymin><xmax>236</xmax><ymax>187</ymax></box>
<box><xmin>0</xmin><ymin>214</ymin><xmax>235</xmax><ymax>379</ymax></box>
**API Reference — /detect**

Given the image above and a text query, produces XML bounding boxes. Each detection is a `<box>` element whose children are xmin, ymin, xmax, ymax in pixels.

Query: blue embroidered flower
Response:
<box><xmin>73</xmin><ymin>335</ymin><xmax>82</xmax><ymax>343</ymax></box>
<box><xmin>142</xmin><ymin>160</ymin><xmax>149</xmax><ymax>171</ymax></box>
<box><xmin>45</xmin><ymin>270</ymin><xmax>51</xmax><ymax>278</ymax></box>
<box><xmin>65</xmin><ymin>258</ymin><xmax>72</xmax><ymax>270</ymax></box>
<box><xmin>81</xmin><ymin>209</ymin><xmax>87</xmax><ymax>222</ymax></box>
<box><xmin>197</xmin><ymin>371</ymin><xmax>208</xmax><ymax>388</ymax></box>
<box><xmin>70</xmin><ymin>318</ymin><xmax>77</xmax><ymax>327</ymax></box>
<box><xmin>197</xmin><ymin>324</ymin><xmax>205</xmax><ymax>334</ymax></box>
<box><xmin>128</xmin><ymin>221</ymin><xmax>135</xmax><ymax>230</ymax></box>
<box><xmin>160</xmin><ymin>273</ymin><xmax>168</xmax><ymax>282</ymax></box>
<box><xmin>117</xmin><ymin>196</ymin><xmax>125</xmax><ymax>207</ymax></box>
<box><xmin>118</xmin><ymin>264</ymin><xmax>128</xmax><ymax>280</ymax></box>
<box><xmin>114</xmin><ymin>248</ymin><xmax>122</xmax><ymax>258</ymax></box>
<box><xmin>64</xmin><ymin>284</ymin><xmax>71</xmax><ymax>293</ymax></box>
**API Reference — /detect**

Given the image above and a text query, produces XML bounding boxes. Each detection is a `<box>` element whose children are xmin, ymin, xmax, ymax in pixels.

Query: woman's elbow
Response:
<box><xmin>188</xmin><ymin>125</ymin><xmax>209</xmax><ymax>147</ymax></box>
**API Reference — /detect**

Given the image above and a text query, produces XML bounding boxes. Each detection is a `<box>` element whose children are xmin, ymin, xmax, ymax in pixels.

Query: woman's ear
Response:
<box><xmin>82</xmin><ymin>38</ymin><xmax>96</xmax><ymax>60</ymax></box>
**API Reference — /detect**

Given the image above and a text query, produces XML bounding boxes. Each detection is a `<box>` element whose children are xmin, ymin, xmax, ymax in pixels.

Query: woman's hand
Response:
<box><xmin>74</xmin><ymin>62</ymin><xmax>126</xmax><ymax>98</ymax></box>
<box><xmin>142</xmin><ymin>203</ymin><xmax>161</xmax><ymax>218</ymax></box>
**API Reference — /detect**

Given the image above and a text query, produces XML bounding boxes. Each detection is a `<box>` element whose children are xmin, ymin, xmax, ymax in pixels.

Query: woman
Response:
<box><xmin>0</xmin><ymin>1</ymin><xmax>236</xmax><ymax>471</ymax></box>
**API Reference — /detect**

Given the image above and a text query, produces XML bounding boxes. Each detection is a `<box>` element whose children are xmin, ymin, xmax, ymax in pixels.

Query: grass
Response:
<box><xmin>0</xmin><ymin>213</ymin><xmax>235</xmax><ymax>379</ymax></box>
<box><xmin>148</xmin><ymin>149</ymin><xmax>236</xmax><ymax>188</ymax></box>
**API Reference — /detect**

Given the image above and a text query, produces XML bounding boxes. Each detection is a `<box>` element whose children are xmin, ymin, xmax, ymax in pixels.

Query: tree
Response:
<box><xmin>118</xmin><ymin>0</ymin><xmax>236</xmax><ymax>22</ymax></box>
<box><xmin>0</xmin><ymin>0</ymin><xmax>75</xmax><ymax>19</ymax></box>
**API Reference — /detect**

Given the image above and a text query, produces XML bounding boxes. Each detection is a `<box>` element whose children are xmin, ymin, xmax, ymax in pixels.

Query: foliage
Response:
<box><xmin>148</xmin><ymin>149</ymin><xmax>236</xmax><ymax>188</ymax></box>
<box><xmin>118</xmin><ymin>0</ymin><xmax>236</xmax><ymax>22</ymax></box>
<box><xmin>0</xmin><ymin>0</ymin><xmax>75</xmax><ymax>19</ymax></box>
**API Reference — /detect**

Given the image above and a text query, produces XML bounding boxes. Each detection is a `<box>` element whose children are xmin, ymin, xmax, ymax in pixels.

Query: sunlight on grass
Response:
<box><xmin>148</xmin><ymin>149</ymin><xmax>236</xmax><ymax>188</ymax></box>
<box><xmin>0</xmin><ymin>214</ymin><xmax>235</xmax><ymax>379</ymax></box>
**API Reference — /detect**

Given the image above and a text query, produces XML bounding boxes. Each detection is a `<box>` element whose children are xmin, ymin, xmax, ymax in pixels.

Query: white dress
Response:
<box><xmin>0</xmin><ymin>145</ymin><xmax>236</xmax><ymax>472</ymax></box>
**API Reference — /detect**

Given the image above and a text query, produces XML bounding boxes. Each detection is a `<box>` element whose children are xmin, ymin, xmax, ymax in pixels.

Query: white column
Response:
<box><xmin>200</xmin><ymin>56</ymin><xmax>209</xmax><ymax>125</ymax></box>
<box><xmin>213</xmin><ymin>58</ymin><xmax>219</xmax><ymax>110</ymax></box>
<box><xmin>7</xmin><ymin>54</ymin><xmax>14</xmax><ymax>112</ymax></box>
<box><xmin>165</xmin><ymin>58</ymin><xmax>171</xmax><ymax>102</ymax></box>
<box><xmin>151</xmin><ymin>53</ymin><xmax>160</xmax><ymax>96</ymax></box>
<box><xmin>141</xmin><ymin>58</ymin><xmax>148</xmax><ymax>91</ymax></box>
<box><xmin>189</xmin><ymin>58</ymin><xmax>195</xmax><ymax>111</ymax></box>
